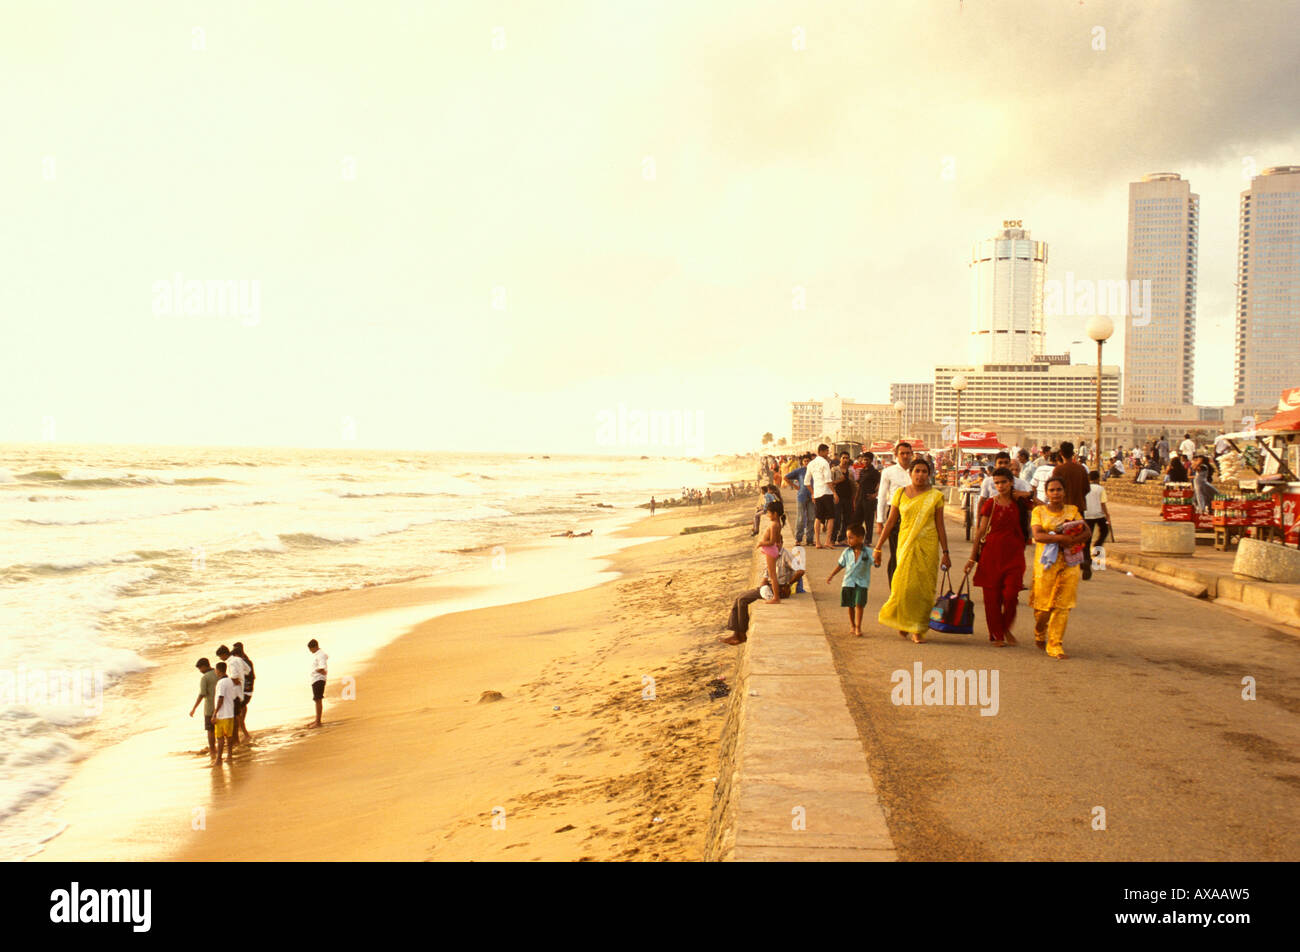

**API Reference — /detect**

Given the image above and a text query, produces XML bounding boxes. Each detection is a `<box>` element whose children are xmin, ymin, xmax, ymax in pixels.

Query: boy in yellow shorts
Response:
<box><xmin>212</xmin><ymin>661</ymin><xmax>239</xmax><ymax>765</ymax></box>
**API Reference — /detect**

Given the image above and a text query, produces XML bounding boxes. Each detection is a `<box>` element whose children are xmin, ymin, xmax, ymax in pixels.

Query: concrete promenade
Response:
<box><xmin>707</xmin><ymin>549</ymin><xmax>896</xmax><ymax>861</ymax></box>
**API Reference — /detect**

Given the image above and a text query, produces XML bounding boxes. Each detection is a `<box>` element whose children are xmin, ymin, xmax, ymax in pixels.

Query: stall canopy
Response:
<box><xmin>1257</xmin><ymin>386</ymin><xmax>1300</xmax><ymax>432</ymax></box>
<box><xmin>1258</xmin><ymin>406</ymin><xmax>1300</xmax><ymax>432</ymax></box>
<box><xmin>1224</xmin><ymin>386</ymin><xmax>1300</xmax><ymax>438</ymax></box>
<box><xmin>868</xmin><ymin>441</ymin><xmax>894</xmax><ymax>453</ymax></box>
<box><xmin>951</xmin><ymin>430</ymin><xmax>1007</xmax><ymax>451</ymax></box>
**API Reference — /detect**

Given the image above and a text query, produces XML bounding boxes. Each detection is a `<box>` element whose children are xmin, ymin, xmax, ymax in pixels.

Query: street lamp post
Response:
<box><xmin>893</xmin><ymin>400</ymin><xmax>906</xmax><ymax>443</ymax></box>
<box><xmin>1087</xmin><ymin>316</ymin><xmax>1114</xmax><ymax>465</ymax></box>
<box><xmin>865</xmin><ymin>413</ymin><xmax>873</xmax><ymax>450</ymax></box>
<box><xmin>952</xmin><ymin>374</ymin><xmax>968</xmax><ymax>473</ymax></box>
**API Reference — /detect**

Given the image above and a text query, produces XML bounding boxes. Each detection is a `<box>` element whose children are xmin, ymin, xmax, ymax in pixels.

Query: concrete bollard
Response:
<box><xmin>1140</xmin><ymin>521</ymin><xmax>1195</xmax><ymax>557</ymax></box>
<box><xmin>1233</xmin><ymin>538</ymin><xmax>1300</xmax><ymax>583</ymax></box>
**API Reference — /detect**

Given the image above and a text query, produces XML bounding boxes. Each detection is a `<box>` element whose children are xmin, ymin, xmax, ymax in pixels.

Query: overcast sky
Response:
<box><xmin>4</xmin><ymin>0</ymin><xmax>1299</xmax><ymax>455</ymax></box>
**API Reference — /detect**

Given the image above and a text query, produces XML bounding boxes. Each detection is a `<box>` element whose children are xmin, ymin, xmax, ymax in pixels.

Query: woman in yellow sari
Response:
<box><xmin>873</xmin><ymin>458</ymin><xmax>951</xmax><ymax>642</ymax></box>
<box><xmin>1029</xmin><ymin>476</ymin><xmax>1091</xmax><ymax>659</ymax></box>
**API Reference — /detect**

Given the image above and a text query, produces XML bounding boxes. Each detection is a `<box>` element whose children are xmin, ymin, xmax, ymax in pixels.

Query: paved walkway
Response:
<box><xmin>797</xmin><ymin>486</ymin><xmax>1300</xmax><ymax>860</ymax></box>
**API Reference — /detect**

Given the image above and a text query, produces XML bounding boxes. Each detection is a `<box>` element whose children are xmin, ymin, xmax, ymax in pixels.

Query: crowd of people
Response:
<box><xmin>724</xmin><ymin>440</ymin><xmax>1108</xmax><ymax>660</ymax></box>
<box><xmin>1097</xmin><ymin>432</ymin><xmax>1226</xmax><ymax>513</ymax></box>
<box><xmin>188</xmin><ymin>638</ymin><xmax>329</xmax><ymax>765</ymax></box>
<box><xmin>649</xmin><ymin>482</ymin><xmax>759</xmax><ymax>513</ymax></box>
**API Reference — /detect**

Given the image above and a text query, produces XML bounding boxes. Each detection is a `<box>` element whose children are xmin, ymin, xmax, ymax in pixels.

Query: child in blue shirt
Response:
<box><xmin>826</xmin><ymin>524</ymin><xmax>872</xmax><ymax>637</ymax></box>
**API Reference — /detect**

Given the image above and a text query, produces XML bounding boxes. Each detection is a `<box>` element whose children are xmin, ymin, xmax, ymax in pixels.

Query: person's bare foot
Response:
<box><xmin>854</xmin><ymin>627</ymin><xmax>865</xmax><ymax>638</ymax></box>
<box><xmin>1035</xmin><ymin>640</ymin><xmax>1047</xmax><ymax>651</ymax></box>
<box><xmin>1049</xmin><ymin>652</ymin><xmax>1069</xmax><ymax>660</ymax></box>
<box><xmin>308</xmin><ymin>722</ymin><xmax>322</xmax><ymax>728</ymax></box>
<box><xmin>1003</xmin><ymin>632</ymin><xmax>1018</xmax><ymax>646</ymax></box>
<box><xmin>899</xmin><ymin>630</ymin><xmax>908</xmax><ymax>638</ymax></box>
<box><xmin>719</xmin><ymin>635</ymin><xmax>745</xmax><ymax>646</ymax></box>
<box><xmin>911</xmin><ymin>633</ymin><xmax>926</xmax><ymax>644</ymax></box>
<box><xmin>991</xmin><ymin>639</ymin><xmax>1007</xmax><ymax>647</ymax></box>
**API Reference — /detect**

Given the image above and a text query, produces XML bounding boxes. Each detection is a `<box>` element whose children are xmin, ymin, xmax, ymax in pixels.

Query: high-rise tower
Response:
<box><xmin>1235</xmin><ymin>166</ymin><xmax>1300</xmax><ymax>409</ymax></box>
<box><xmin>969</xmin><ymin>222</ymin><xmax>1047</xmax><ymax>365</ymax></box>
<box><xmin>1124</xmin><ymin>173</ymin><xmax>1199</xmax><ymax>412</ymax></box>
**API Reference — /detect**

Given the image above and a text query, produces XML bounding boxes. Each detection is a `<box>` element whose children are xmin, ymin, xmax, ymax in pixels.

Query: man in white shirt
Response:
<box><xmin>215</xmin><ymin>645</ymin><xmax>246</xmax><ymax>751</ymax></box>
<box><xmin>308</xmin><ymin>638</ymin><xmax>329</xmax><ymax>728</ymax></box>
<box><xmin>806</xmin><ymin>444</ymin><xmax>836</xmax><ymax>549</ymax></box>
<box><xmin>979</xmin><ymin>452</ymin><xmax>1032</xmax><ymax>499</ymax></box>
<box><xmin>1179</xmin><ymin>433</ymin><xmax>1195</xmax><ymax>459</ymax></box>
<box><xmin>212</xmin><ymin>662</ymin><xmax>239</xmax><ymax>765</ymax></box>
<box><xmin>1031</xmin><ymin>455</ymin><xmax>1055</xmax><ymax>501</ymax></box>
<box><xmin>874</xmin><ymin>441</ymin><xmax>915</xmax><ymax>586</ymax></box>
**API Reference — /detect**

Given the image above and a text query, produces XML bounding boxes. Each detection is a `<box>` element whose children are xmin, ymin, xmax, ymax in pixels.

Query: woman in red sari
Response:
<box><xmin>964</xmin><ymin>466</ymin><xmax>1031</xmax><ymax>647</ymax></box>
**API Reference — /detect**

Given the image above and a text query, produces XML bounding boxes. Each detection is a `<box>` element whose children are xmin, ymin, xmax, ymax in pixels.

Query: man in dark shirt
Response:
<box><xmin>1052</xmin><ymin>440</ymin><xmax>1094</xmax><ymax>579</ymax></box>
<box><xmin>832</xmin><ymin>452</ymin><xmax>855</xmax><ymax>545</ymax></box>
<box><xmin>854</xmin><ymin>452</ymin><xmax>880</xmax><ymax>545</ymax></box>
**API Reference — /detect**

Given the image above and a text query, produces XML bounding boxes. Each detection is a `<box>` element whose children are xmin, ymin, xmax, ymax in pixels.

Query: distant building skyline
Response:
<box><xmin>1124</xmin><ymin>172</ymin><xmax>1199</xmax><ymax>414</ymax></box>
<box><xmin>1234</xmin><ymin>165</ymin><xmax>1300</xmax><ymax>408</ymax></box>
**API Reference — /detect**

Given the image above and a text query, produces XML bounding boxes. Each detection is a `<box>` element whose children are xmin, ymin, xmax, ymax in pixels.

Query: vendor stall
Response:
<box><xmin>1203</xmin><ymin>386</ymin><xmax>1300</xmax><ymax>550</ymax></box>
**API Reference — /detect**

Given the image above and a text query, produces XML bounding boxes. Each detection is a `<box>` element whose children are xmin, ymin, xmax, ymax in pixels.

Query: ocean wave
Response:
<box><xmin>433</xmin><ymin>504</ymin><xmax>512</xmax><ymax>522</ymax></box>
<box><xmin>17</xmin><ymin>503</ymin><xmax>220</xmax><ymax>526</ymax></box>
<box><xmin>11</xmin><ymin>469</ymin><xmax>234</xmax><ymax>490</ymax></box>
<box><xmin>334</xmin><ymin>490</ymin><xmax>445</xmax><ymax>499</ymax></box>
<box><xmin>224</xmin><ymin>532</ymin><xmax>287</xmax><ymax>553</ymax></box>
<box><xmin>175</xmin><ymin>571</ymin><xmax>442</xmax><ymax>630</ymax></box>
<box><xmin>20</xmin><ymin>552</ymin><xmax>145</xmax><ymax>573</ymax></box>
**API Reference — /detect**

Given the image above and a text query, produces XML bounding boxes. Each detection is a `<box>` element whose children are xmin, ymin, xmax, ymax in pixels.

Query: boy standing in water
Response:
<box><xmin>188</xmin><ymin>657</ymin><xmax>219</xmax><ymax>761</ymax></box>
<box><xmin>826</xmin><ymin>524</ymin><xmax>872</xmax><ymax>637</ymax></box>
<box><xmin>308</xmin><ymin>639</ymin><xmax>328</xmax><ymax>728</ymax></box>
<box><xmin>211</xmin><ymin>661</ymin><xmax>238</xmax><ymax>765</ymax></box>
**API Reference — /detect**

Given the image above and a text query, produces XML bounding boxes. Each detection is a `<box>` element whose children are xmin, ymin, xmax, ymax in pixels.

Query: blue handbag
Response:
<box><xmin>929</xmin><ymin>568</ymin><xmax>975</xmax><ymax>634</ymax></box>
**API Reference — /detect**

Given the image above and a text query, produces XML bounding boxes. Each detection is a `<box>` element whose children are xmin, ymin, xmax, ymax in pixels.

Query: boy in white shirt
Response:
<box><xmin>308</xmin><ymin>638</ymin><xmax>329</xmax><ymax>728</ymax></box>
<box><xmin>212</xmin><ymin>662</ymin><xmax>239</xmax><ymax>765</ymax></box>
<box><xmin>217</xmin><ymin>644</ymin><xmax>250</xmax><ymax>743</ymax></box>
<box><xmin>1084</xmin><ymin>470</ymin><xmax>1112</xmax><ymax>552</ymax></box>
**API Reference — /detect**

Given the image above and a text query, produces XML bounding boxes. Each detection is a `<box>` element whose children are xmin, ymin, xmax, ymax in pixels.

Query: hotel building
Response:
<box><xmin>933</xmin><ymin>359</ymin><xmax>1120</xmax><ymax>444</ymax></box>
<box><xmin>969</xmin><ymin>222</ymin><xmax>1048</xmax><ymax>365</ymax></box>
<box><xmin>790</xmin><ymin>397</ymin><xmax>899</xmax><ymax>446</ymax></box>
<box><xmin>1234</xmin><ymin>165</ymin><xmax>1300</xmax><ymax>409</ymax></box>
<box><xmin>1124</xmin><ymin>173</ymin><xmax>1199</xmax><ymax>414</ymax></box>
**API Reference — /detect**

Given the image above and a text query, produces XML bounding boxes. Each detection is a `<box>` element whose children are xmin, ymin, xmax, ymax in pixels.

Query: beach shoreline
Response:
<box><xmin>30</xmin><ymin>486</ymin><xmax>757</xmax><ymax>862</ymax></box>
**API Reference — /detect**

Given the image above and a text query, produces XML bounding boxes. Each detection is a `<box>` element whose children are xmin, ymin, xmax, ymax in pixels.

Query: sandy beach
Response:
<box><xmin>34</xmin><ymin>494</ymin><xmax>757</xmax><ymax>862</ymax></box>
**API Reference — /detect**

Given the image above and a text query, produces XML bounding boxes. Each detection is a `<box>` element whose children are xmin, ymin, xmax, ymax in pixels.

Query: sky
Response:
<box><xmin>3</xmin><ymin>0</ymin><xmax>1299</xmax><ymax>455</ymax></box>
